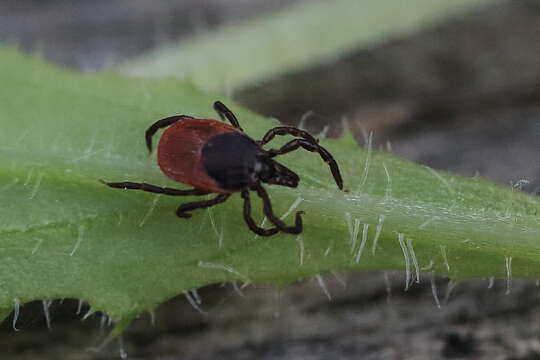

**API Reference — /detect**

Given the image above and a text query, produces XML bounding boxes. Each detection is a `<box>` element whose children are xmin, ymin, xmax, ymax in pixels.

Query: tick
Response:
<box><xmin>103</xmin><ymin>101</ymin><xmax>343</xmax><ymax>236</ymax></box>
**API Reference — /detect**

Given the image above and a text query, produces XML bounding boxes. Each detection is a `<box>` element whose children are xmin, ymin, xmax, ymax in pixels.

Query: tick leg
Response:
<box><xmin>176</xmin><ymin>193</ymin><xmax>231</xmax><ymax>218</ymax></box>
<box><xmin>241</xmin><ymin>190</ymin><xmax>279</xmax><ymax>236</ymax></box>
<box><xmin>102</xmin><ymin>181</ymin><xmax>209</xmax><ymax>196</ymax></box>
<box><xmin>267</xmin><ymin>139</ymin><xmax>343</xmax><ymax>190</ymax></box>
<box><xmin>259</xmin><ymin>126</ymin><xmax>318</xmax><ymax>147</ymax></box>
<box><xmin>145</xmin><ymin>115</ymin><xmax>193</xmax><ymax>153</ymax></box>
<box><xmin>254</xmin><ymin>185</ymin><xmax>303</xmax><ymax>234</ymax></box>
<box><xmin>213</xmin><ymin>101</ymin><xmax>243</xmax><ymax>131</ymax></box>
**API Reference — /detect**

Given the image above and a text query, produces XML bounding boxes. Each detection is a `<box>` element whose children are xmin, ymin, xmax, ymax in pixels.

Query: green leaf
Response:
<box><xmin>119</xmin><ymin>0</ymin><xmax>491</xmax><ymax>92</ymax></box>
<box><xmin>1</xmin><ymin>47</ymin><xmax>539</xmax><ymax>332</ymax></box>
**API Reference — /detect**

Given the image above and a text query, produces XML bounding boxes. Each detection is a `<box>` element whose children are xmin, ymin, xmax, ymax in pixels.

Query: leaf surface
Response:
<box><xmin>1</xmin><ymin>48</ymin><xmax>539</xmax><ymax>330</ymax></box>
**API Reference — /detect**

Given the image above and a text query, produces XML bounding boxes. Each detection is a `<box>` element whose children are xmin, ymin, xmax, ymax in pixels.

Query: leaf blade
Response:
<box><xmin>1</xmin><ymin>47</ymin><xmax>539</xmax><ymax>327</ymax></box>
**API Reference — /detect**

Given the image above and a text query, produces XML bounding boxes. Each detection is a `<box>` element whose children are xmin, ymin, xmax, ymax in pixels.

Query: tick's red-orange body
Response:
<box><xmin>157</xmin><ymin>119</ymin><xmax>239</xmax><ymax>193</ymax></box>
<box><xmin>103</xmin><ymin>101</ymin><xmax>343</xmax><ymax>236</ymax></box>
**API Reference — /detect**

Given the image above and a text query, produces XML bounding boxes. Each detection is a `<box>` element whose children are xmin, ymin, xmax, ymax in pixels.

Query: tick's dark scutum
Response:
<box><xmin>202</xmin><ymin>132</ymin><xmax>260</xmax><ymax>190</ymax></box>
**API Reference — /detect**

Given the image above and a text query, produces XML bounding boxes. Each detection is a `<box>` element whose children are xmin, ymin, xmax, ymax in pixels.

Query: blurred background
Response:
<box><xmin>1</xmin><ymin>0</ymin><xmax>539</xmax><ymax>359</ymax></box>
